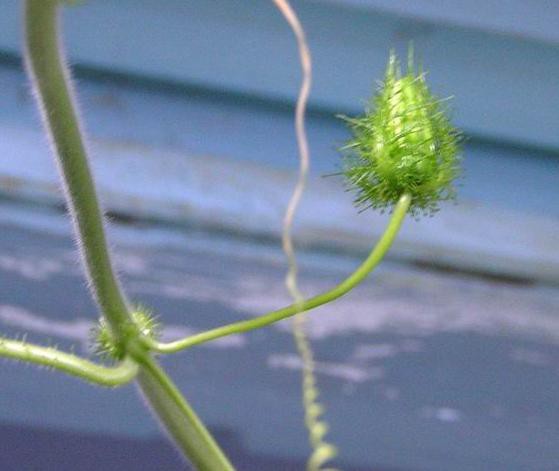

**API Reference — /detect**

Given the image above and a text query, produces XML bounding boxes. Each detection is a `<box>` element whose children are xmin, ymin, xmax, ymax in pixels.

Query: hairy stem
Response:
<box><xmin>137</xmin><ymin>357</ymin><xmax>234</xmax><ymax>471</ymax></box>
<box><xmin>0</xmin><ymin>337</ymin><xmax>138</xmax><ymax>387</ymax></box>
<box><xmin>24</xmin><ymin>2</ymin><xmax>235</xmax><ymax>469</ymax></box>
<box><xmin>149</xmin><ymin>193</ymin><xmax>411</xmax><ymax>354</ymax></box>
<box><xmin>24</xmin><ymin>0</ymin><xmax>130</xmax><ymax>339</ymax></box>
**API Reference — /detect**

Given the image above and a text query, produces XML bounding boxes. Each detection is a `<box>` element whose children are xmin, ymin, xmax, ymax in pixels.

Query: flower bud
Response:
<box><xmin>341</xmin><ymin>51</ymin><xmax>460</xmax><ymax>216</ymax></box>
<box><xmin>93</xmin><ymin>306</ymin><xmax>159</xmax><ymax>360</ymax></box>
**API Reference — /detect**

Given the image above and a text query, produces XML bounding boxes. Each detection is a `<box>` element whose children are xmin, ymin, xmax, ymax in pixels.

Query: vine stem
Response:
<box><xmin>135</xmin><ymin>357</ymin><xmax>234</xmax><ymax>471</ymax></box>
<box><xmin>23</xmin><ymin>2</ymin><xmax>234</xmax><ymax>469</ymax></box>
<box><xmin>0</xmin><ymin>337</ymin><xmax>138</xmax><ymax>387</ymax></box>
<box><xmin>24</xmin><ymin>0</ymin><xmax>130</xmax><ymax>339</ymax></box>
<box><xmin>148</xmin><ymin>193</ymin><xmax>411</xmax><ymax>354</ymax></box>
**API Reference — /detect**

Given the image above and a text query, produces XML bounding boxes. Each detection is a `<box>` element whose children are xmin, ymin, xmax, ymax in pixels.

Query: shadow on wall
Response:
<box><xmin>0</xmin><ymin>423</ymin><xmax>396</xmax><ymax>471</ymax></box>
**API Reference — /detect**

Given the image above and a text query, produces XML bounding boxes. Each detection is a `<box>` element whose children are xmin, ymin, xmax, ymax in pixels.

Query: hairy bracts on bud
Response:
<box><xmin>341</xmin><ymin>51</ymin><xmax>460</xmax><ymax>217</ymax></box>
<box><xmin>93</xmin><ymin>306</ymin><xmax>160</xmax><ymax>360</ymax></box>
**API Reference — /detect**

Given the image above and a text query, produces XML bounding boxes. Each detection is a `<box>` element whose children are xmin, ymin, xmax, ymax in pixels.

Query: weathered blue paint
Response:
<box><xmin>1</xmin><ymin>205</ymin><xmax>559</xmax><ymax>470</ymax></box>
<box><xmin>1</xmin><ymin>0</ymin><xmax>559</xmax><ymax>149</ymax></box>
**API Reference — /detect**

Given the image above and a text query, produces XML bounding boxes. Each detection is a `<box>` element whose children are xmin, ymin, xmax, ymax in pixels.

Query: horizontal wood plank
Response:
<box><xmin>1</xmin><ymin>0</ymin><xmax>559</xmax><ymax>149</ymax></box>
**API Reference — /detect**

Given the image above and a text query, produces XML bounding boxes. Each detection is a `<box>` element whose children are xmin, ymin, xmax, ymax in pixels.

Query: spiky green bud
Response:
<box><xmin>92</xmin><ymin>306</ymin><xmax>159</xmax><ymax>360</ymax></box>
<box><xmin>341</xmin><ymin>51</ymin><xmax>460</xmax><ymax>217</ymax></box>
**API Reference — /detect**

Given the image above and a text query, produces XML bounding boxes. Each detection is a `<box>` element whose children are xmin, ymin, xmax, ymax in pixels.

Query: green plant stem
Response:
<box><xmin>0</xmin><ymin>337</ymin><xmax>138</xmax><ymax>387</ymax></box>
<box><xmin>24</xmin><ymin>0</ymin><xmax>130</xmax><ymax>339</ymax></box>
<box><xmin>24</xmin><ymin>2</ymin><xmax>236</xmax><ymax>469</ymax></box>
<box><xmin>136</xmin><ymin>357</ymin><xmax>234</xmax><ymax>471</ymax></box>
<box><xmin>149</xmin><ymin>193</ymin><xmax>411</xmax><ymax>354</ymax></box>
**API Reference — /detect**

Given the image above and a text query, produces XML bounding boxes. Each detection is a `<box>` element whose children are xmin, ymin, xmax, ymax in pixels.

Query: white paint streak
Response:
<box><xmin>267</xmin><ymin>353</ymin><xmax>382</xmax><ymax>383</ymax></box>
<box><xmin>509</xmin><ymin>348</ymin><xmax>550</xmax><ymax>367</ymax></box>
<box><xmin>0</xmin><ymin>255</ymin><xmax>66</xmax><ymax>281</ymax></box>
<box><xmin>420</xmin><ymin>406</ymin><xmax>463</xmax><ymax>423</ymax></box>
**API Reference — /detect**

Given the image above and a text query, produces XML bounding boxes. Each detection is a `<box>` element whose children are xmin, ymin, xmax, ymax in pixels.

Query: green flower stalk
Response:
<box><xmin>342</xmin><ymin>51</ymin><xmax>460</xmax><ymax>216</ymax></box>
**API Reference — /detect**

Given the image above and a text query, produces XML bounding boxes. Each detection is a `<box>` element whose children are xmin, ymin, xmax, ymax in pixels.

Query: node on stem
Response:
<box><xmin>93</xmin><ymin>306</ymin><xmax>160</xmax><ymax>360</ymax></box>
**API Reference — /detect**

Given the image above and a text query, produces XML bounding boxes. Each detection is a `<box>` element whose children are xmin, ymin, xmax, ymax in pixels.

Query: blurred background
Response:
<box><xmin>1</xmin><ymin>1</ymin><xmax>559</xmax><ymax>469</ymax></box>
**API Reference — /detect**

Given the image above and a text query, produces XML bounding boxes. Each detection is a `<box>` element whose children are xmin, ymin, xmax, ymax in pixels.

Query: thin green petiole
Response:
<box><xmin>148</xmin><ymin>193</ymin><xmax>411</xmax><ymax>354</ymax></box>
<box><xmin>0</xmin><ymin>337</ymin><xmax>138</xmax><ymax>387</ymax></box>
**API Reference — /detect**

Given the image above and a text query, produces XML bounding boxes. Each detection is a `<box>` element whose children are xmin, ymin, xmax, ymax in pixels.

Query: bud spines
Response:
<box><xmin>93</xmin><ymin>306</ymin><xmax>160</xmax><ymax>360</ymax></box>
<box><xmin>341</xmin><ymin>51</ymin><xmax>460</xmax><ymax>217</ymax></box>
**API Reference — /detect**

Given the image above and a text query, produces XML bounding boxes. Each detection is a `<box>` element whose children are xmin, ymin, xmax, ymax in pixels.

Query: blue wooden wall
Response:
<box><xmin>2</xmin><ymin>0</ymin><xmax>559</xmax><ymax>149</ymax></box>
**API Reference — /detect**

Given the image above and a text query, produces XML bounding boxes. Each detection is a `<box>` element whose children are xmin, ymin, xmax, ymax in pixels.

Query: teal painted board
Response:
<box><xmin>323</xmin><ymin>0</ymin><xmax>559</xmax><ymax>45</ymax></box>
<box><xmin>1</xmin><ymin>62</ymin><xmax>558</xmax><ymax>283</ymax></box>
<box><xmin>1</xmin><ymin>62</ymin><xmax>557</xmax><ymax>220</ymax></box>
<box><xmin>1</xmin><ymin>0</ymin><xmax>559</xmax><ymax>149</ymax></box>
<box><xmin>1</xmin><ymin>204</ymin><xmax>559</xmax><ymax>469</ymax></box>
